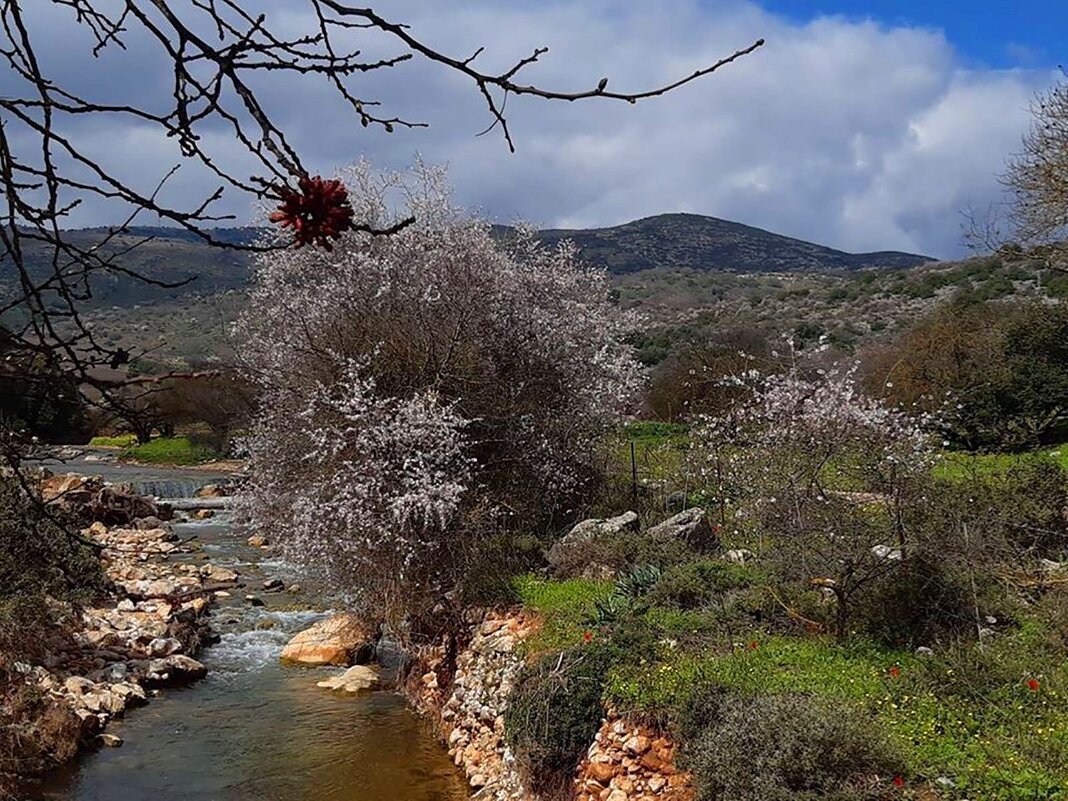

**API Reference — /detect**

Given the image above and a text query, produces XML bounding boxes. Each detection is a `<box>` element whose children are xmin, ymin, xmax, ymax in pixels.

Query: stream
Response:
<box><xmin>24</xmin><ymin>453</ymin><xmax>469</xmax><ymax>801</ymax></box>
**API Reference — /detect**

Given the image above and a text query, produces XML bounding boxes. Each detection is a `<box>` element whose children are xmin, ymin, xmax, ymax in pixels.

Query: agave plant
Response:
<box><xmin>589</xmin><ymin>564</ymin><xmax>663</xmax><ymax>625</ymax></box>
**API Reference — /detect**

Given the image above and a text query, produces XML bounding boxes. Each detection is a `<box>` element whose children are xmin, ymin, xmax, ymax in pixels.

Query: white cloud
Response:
<box><xmin>13</xmin><ymin>0</ymin><xmax>1055</xmax><ymax>258</ymax></box>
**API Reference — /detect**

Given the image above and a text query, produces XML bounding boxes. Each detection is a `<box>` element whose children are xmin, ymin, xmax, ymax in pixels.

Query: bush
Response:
<box><xmin>504</xmin><ymin>643</ymin><xmax>615</xmax><ymax>799</ymax></box>
<box><xmin>0</xmin><ymin>478</ymin><xmax>104</xmax><ymax>659</ymax></box>
<box><xmin>453</xmin><ymin>532</ymin><xmax>545</xmax><ymax>607</ymax></box>
<box><xmin>0</xmin><ymin>676</ymin><xmax>83</xmax><ymax>793</ymax></box>
<box><xmin>854</xmin><ymin>558</ymin><xmax>975</xmax><ymax>647</ymax></box>
<box><xmin>235</xmin><ymin>162</ymin><xmax>639</xmax><ymax>630</ymax></box>
<box><xmin>548</xmin><ymin>526</ymin><xmax>702</xmax><ymax>581</ymax></box>
<box><xmin>649</xmin><ymin>560</ymin><xmax>763</xmax><ymax>610</ymax></box>
<box><xmin>677</xmin><ymin>689</ymin><xmax>903</xmax><ymax>801</ymax></box>
<box><xmin>866</xmin><ymin>299</ymin><xmax>1068</xmax><ymax>451</ymax></box>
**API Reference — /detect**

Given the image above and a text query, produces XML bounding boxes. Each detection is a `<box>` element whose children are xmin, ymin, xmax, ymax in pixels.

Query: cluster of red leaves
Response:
<box><xmin>270</xmin><ymin>175</ymin><xmax>354</xmax><ymax>250</ymax></box>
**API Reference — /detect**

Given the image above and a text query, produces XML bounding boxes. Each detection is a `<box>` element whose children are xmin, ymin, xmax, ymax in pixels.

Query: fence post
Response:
<box><xmin>630</xmin><ymin>439</ymin><xmax>638</xmax><ymax>506</ymax></box>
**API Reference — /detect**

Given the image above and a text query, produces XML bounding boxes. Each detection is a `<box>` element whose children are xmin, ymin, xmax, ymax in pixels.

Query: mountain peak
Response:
<box><xmin>534</xmin><ymin>212</ymin><xmax>931</xmax><ymax>274</ymax></box>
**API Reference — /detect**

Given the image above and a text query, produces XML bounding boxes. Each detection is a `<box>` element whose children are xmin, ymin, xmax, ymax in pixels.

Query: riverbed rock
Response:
<box><xmin>194</xmin><ymin>509</ymin><xmax>215</xmax><ymax>520</ymax></box>
<box><xmin>143</xmin><ymin>655</ymin><xmax>207</xmax><ymax>687</ymax></box>
<box><xmin>202</xmin><ymin>564</ymin><xmax>239</xmax><ymax>583</ymax></box>
<box><xmin>98</xmin><ymin>733</ymin><xmax>124</xmax><ymax>748</ymax></box>
<box><xmin>281</xmin><ymin>613</ymin><xmax>378</xmax><ymax>666</ymax></box>
<box><xmin>195</xmin><ymin>483</ymin><xmax>230</xmax><ymax>498</ymax></box>
<box><xmin>280</xmin><ymin>613</ymin><xmax>378</xmax><ymax>666</ymax></box>
<box><xmin>247</xmin><ymin>534</ymin><xmax>269</xmax><ymax>548</ymax></box>
<box><xmin>316</xmin><ymin>664</ymin><xmax>379</xmax><ymax>693</ymax></box>
<box><xmin>646</xmin><ymin>507</ymin><xmax>719</xmax><ymax>552</ymax></box>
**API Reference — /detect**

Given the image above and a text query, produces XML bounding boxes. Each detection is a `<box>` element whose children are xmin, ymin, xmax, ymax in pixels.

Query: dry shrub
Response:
<box><xmin>0</xmin><ymin>673</ymin><xmax>84</xmax><ymax>795</ymax></box>
<box><xmin>504</xmin><ymin>644</ymin><xmax>614</xmax><ymax>800</ymax></box>
<box><xmin>677</xmin><ymin>689</ymin><xmax>902</xmax><ymax>801</ymax></box>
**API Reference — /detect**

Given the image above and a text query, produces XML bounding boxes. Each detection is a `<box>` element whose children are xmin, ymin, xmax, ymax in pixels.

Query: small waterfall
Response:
<box><xmin>128</xmin><ymin>477</ymin><xmax>217</xmax><ymax>499</ymax></box>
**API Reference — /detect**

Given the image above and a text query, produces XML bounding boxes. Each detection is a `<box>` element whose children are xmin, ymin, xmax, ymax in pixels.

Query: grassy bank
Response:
<box><xmin>495</xmin><ymin>422</ymin><xmax>1068</xmax><ymax>800</ymax></box>
<box><xmin>510</xmin><ymin>569</ymin><xmax>1068</xmax><ymax>800</ymax></box>
<box><xmin>89</xmin><ymin>435</ymin><xmax>222</xmax><ymax>466</ymax></box>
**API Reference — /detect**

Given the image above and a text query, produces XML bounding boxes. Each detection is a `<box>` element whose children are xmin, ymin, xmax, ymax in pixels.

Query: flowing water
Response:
<box><xmin>24</xmin><ymin>453</ymin><xmax>469</xmax><ymax>801</ymax></box>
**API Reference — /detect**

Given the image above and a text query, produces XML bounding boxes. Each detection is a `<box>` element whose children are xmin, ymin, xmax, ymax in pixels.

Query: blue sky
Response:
<box><xmin>758</xmin><ymin>1</ymin><xmax>1064</xmax><ymax>67</ymax></box>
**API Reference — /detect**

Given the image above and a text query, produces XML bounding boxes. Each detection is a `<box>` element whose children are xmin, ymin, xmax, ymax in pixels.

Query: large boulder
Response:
<box><xmin>41</xmin><ymin>472</ymin><xmax>101</xmax><ymax>501</ymax></box>
<box><xmin>646</xmin><ymin>508</ymin><xmax>719</xmax><ymax>552</ymax></box>
<box><xmin>280</xmin><ymin>612</ymin><xmax>378</xmax><ymax>667</ymax></box>
<box><xmin>547</xmin><ymin>512</ymin><xmax>640</xmax><ymax>579</ymax></box>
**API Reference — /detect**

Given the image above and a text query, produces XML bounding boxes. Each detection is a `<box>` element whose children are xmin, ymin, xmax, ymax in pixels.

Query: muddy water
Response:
<box><xmin>27</xmin><ymin>454</ymin><xmax>468</xmax><ymax>801</ymax></box>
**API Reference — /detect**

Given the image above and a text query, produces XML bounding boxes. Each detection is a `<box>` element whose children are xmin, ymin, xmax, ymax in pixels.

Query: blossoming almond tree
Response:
<box><xmin>690</xmin><ymin>355</ymin><xmax>936</xmax><ymax>639</ymax></box>
<box><xmin>235</xmin><ymin>161</ymin><xmax>641</xmax><ymax>630</ymax></box>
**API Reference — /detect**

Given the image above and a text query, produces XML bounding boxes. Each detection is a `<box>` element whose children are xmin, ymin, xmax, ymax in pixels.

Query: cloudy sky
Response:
<box><xmin>14</xmin><ymin>1</ymin><xmax>1065</xmax><ymax>258</ymax></box>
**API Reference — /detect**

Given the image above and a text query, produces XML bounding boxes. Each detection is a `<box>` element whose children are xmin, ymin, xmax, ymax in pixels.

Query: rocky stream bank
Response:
<box><xmin>406</xmin><ymin>609</ymin><xmax>696</xmax><ymax>801</ymax></box>
<box><xmin>10</xmin><ymin>463</ymin><xmax>697</xmax><ymax>801</ymax></box>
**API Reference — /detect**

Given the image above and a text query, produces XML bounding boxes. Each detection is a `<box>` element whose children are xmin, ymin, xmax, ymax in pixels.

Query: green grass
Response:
<box><xmin>514</xmin><ymin>571</ymin><xmax>1068</xmax><ymax>799</ymax></box>
<box><xmin>88</xmin><ymin>433</ymin><xmax>137</xmax><ymax>448</ymax></box>
<box><xmin>623</xmin><ymin>421</ymin><xmax>690</xmax><ymax>443</ymax></box>
<box><xmin>122</xmin><ymin>436</ymin><xmax>221</xmax><ymax>466</ymax></box>
<box><xmin>512</xmin><ymin>574</ymin><xmax>611</xmax><ymax>654</ymax></box>
<box><xmin>934</xmin><ymin>448</ymin><xmax>1068</xmax><ymax>481</ymax></box>
<box><xmin>603</xmin><ymin>624</ymin><xmax>1068</xmax><ymax>800</ymax></box>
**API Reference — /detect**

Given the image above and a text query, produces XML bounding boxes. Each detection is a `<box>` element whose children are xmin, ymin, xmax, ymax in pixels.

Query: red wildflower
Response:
<box><xmin>1027</xmin><ymin>679</ymin><xmax>1041</xmax><ymax>692</ymax></box>
<box><xmin>889</xmin><ymin>666</ymin><xmax>901</xmax><ymax>679</ymax></box>
<box><xmin>892</xmin><ymin>776</ymin><xmax>905</xmax><ymax>788</ymax></box>
<box><xmin>270</xmin><ymin>175</ymin><xmax>354</xmax><ymax>250</ymax></box>
<box><xmin>747</xmin><ymin>640</ymin><xmax>759</xmax><ymax>650</ymax></box>
<box><xmin>582</xmin><ymin>630</ymin><xmax>593</xmax><ymax>643</ymax></box>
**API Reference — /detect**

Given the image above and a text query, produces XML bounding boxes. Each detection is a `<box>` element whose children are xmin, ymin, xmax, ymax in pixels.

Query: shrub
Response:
<box><xmin>678</xmin><ymin>689</ymin><xmax>903</xmax><ymax>801</ymax></box>
<box><xmin>649</xmin><ymin>559</ymin><xmax>764</xmax><ymax>610</ymax></box>
<box><xmin>0</xmin><ymin>478</ymin><xmax>104</xmax><ymax>659</ymax></box>
<box><xmin>505</xmin><ymin>643</ymin><xmax>615</xmax><ymax>799</ymax></box>
<box><xmin>853</xmin><ymin>557</ymin><xmax>975</xmax><ymax>647</ymax></box>
<box><xmin>548</xmin><ymin>526</ymin><xmax>701</xmax><ymax>581</ymax></box>
<box><xmin>865</xmin><ymin>299</ymin><xmax>1068</xmax><ymax>451</ymax></box>
<box><xmin>235</xmin><ymin>162</ymin><xmax>639</xmax><ymax>630</ymax></box>
<box><xmin>453</xmin><ymin>532</ymin><xmax>544</xmax><ymax>607</ymax></box>
<box><xmin>690</xmin><ymin>361</ymin><xmax>936</xmax><ymax>640</ymax></box>
<box><xmin>0</xmin><ymin>676</ymin><xmax>83</xmax><ymax>793</ymax></box>
<box><xmin>644</xmin><ymin>329</ymin><xmax>775</xmax><ymax>422</ymax></box>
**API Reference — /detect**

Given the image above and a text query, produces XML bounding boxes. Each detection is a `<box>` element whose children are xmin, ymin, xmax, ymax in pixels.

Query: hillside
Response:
<box><xmin>2</xmin><ymin>215</ymin><xmax>929</xmax><ymax>312</ymax></box>
<box><xmin>2</xmin><ymin>214</ymin><xmax>958</xmax><ymax>371</ymax></box>
<box><xmin>531</xmin><ymin>213</ymin><xmax>931</xmax><ymax>274</ymax></box>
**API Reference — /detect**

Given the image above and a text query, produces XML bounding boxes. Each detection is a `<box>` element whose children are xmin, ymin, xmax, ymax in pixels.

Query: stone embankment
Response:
<box><xmin>408</xmin><ymin>609</ymin><xmax>693</xmax><ymax>801</ymax></box>
<box><xmin>574</xmin><ymin>717</ymin><xmax>694</xmax><ymax>801</ymax></box>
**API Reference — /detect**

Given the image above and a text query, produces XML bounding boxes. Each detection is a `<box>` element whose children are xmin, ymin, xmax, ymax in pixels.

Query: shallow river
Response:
<box><xmin>24</xmin><ymin>455</ymin><xmax>469</xmax><ymax>801</ymax></box>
